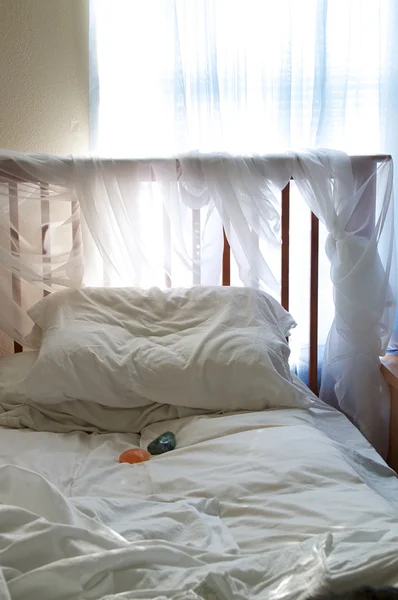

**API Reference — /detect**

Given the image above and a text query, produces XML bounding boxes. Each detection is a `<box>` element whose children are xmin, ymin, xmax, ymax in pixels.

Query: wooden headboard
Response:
<box><xmin>1</xmin><ymin>154</ymin><xmax>390</xmax><ymax>396</ymax></box>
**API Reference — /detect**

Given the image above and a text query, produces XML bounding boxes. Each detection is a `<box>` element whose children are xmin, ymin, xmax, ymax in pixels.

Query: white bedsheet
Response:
<box><xmin>1</xmin><ymin>389</ymin><xmax>398</xmax><ymax>599</ymax></box>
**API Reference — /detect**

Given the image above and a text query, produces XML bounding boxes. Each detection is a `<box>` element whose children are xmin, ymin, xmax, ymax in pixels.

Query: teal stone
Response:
<box><xmin>147</xmin><ymin>431</ymin><xmax>176</xmax><ymax>455</ymax></box>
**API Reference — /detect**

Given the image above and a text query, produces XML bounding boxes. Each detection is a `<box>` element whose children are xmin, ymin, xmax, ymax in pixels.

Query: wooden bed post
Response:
<box><xmin>281</xmin><ymin>183</ymin><xmax>290</xmax><ymax>312</ymax></box>
<box><xmin>222</xmin><ymin>228</ymin><xmax>231</xmax><ymax>286</ymax></box>
<box><xmin>309</xmin><ymin>211</ymin><xmax>319</xmax><ymax>395</ymax></box>
<box><xmin>40</xmin><ymin>182</ymin><xmax>51</xmax><ymax>297</ymax></box>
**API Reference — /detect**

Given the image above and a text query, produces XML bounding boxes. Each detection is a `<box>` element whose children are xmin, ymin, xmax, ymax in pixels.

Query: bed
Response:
<box><xmin>1</xmin><ymin>349</ymin><xmax>398</xmax><ymax>599</ymax></box>
<box><xmin>0</xmin><ymin>152</ymin><xmax>397</xmax><ymax>600</ymax></box>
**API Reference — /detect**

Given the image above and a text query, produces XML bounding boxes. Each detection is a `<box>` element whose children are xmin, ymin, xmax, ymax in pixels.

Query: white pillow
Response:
<box><xmin>19</xmin><ymin>286</ymin><xmax>307</xmax><ymax>412</ymax></box>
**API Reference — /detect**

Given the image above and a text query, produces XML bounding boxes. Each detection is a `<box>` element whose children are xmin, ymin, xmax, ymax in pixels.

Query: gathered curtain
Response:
<box><xmin>293</xmin><ymin>152</ymin><xmax>396</xmax><ymax>456</ymax></box>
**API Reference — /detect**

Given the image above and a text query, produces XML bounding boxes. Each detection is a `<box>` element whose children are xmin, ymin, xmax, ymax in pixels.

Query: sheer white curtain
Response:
<box><xmin>0</xmin><ymin>152</ymin><xmax>82</xmax><ymax>344</ymax></box>
<box><xmin>73</xmin><ymin>158</ymin><xmax>223</xmax><ymax>288</ymax></box>
<box><xmin>91</xmin><ymin>0</ymin><xmax>398</xmax><ymax>158</ymax></box>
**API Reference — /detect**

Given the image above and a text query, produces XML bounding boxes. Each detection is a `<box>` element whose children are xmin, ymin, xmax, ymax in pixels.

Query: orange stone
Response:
<box><xmin>119</xmin><ymin>448</ymin><xmax>151</xmax><ymax>464</ymax></box>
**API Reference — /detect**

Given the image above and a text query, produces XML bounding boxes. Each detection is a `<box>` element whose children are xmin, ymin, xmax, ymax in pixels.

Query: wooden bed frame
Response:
<box><xmin>380</xmin><ymin>356</ymin><xmax>398</xmax><ymax>471</ymax></box>
<box><xmin>1</xmin><ymin>154</ymin><xmax>391</xmax><ymax>400</ymax></box>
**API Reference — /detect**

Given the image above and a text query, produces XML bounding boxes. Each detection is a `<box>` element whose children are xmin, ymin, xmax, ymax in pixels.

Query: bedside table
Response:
<box><xmin>380</xmin><ymin>355</ymin><xmax>398</xmax><ymax>472</ymax></box>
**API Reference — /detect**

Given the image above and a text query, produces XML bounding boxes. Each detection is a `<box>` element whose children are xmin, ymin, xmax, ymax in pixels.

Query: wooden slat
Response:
<box><xmin>309</xmin><ymin>211</ymin><xmax>319</xmax><ymax>394</ymax></box>
<box><xmin>250</xmin><ymin>200</ymin><xmax>260</xmax><ymax>288</ymax></box>
<box><xmin>71</xmin><ymin>199</ymin><xmax>80</xmax><ymax>247</ymax></box>
<box><xmin>163</xmin><ymin>205</ymin><xmax>171</xmax><ymax>288</ymax></box>
<box><xmin>192</xmin><ymin>209</ymin><xmax>201</xmax><ymax>285</ymax></box>
<box><xmin>13</xmin><ymin>342</ymin><xmax>23</xmax><ymax>355</ymax></box>
<box><xmin>70</xmin><ymin>198</ymin><xmax>83</xmax><ymax>285</ymax></box>
<box><xmin>40</xmin><ymin>182</ymin><xmax>51</xmax><ymax>297</ymax></box>
<box><xmin>9</xmin><ymin>182</ymin><xmax>23</xmax><ymax>353</ymax></box>
<box><xmin>222</xmin><ymin>228</ymin><xmax>230</xmax><ymax>286</ymax></box>
<box><xmin>348</xmin><ymin>158</ymin><xmax>376</xmax><ymax>239</ymax></box>
<box><xmin>281</xmin><ymin>183</ymin><xmax>290</xmax><ymax>311</ymax></box>
<box><xmin>250</xmin><ymin>231</ymin><xmax>260</xmax><ymax>289</ymax></box>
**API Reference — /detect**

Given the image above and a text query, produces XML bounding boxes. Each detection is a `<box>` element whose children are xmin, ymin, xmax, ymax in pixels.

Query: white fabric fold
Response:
<box><xmin>73</xmin><ymin>157</ymin><xmax>223</xmax><ymax>288</ymax></box>
<box><xmin>192</xmin><ymin>154</ymin><xmax>292</xmax><ymax>292</ymax></box>
<box><xmin>0</xmin><ymin>151</ymin><xmax>82</xmax><ymax>343</ymax></box>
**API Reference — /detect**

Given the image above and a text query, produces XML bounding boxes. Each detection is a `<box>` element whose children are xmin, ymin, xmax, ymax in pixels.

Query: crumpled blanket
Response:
<box><xmin>1</xmin><ymin>464</ymin><xmax>398</xmax><ymax>600</ymax></box>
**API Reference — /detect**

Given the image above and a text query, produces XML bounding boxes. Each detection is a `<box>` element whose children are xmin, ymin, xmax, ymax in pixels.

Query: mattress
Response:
<box><xmin>1</xmin><ymin>354</ymin><xmax>398</xmax><ymax>599</ymax></box>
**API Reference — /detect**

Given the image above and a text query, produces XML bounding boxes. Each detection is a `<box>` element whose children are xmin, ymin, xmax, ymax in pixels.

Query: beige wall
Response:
<box><xmin>0</xmin><ymin>0</ymin><xmax>90</xmax><ymax>355</ymax></box>
<box><xmin>0</xmin><ymin>0</ymin><xmax>89</xmax><ymax>155</ymax></box>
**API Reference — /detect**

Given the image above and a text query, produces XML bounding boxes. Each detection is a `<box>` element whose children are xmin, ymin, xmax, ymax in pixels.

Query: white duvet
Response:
<box><xmin>1</xmin><ymin>394</ymin><xmax>398</xmax><ymax>599</ymax></box>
